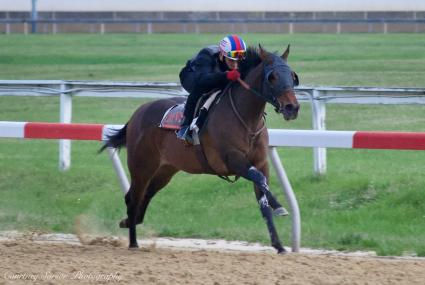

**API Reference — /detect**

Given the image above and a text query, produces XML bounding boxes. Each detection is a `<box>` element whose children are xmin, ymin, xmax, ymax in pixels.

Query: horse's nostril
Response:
<box><xmin>285</xmin><ymin>104</ymin><xmax>299</xmax><ymax>112</ymax></box>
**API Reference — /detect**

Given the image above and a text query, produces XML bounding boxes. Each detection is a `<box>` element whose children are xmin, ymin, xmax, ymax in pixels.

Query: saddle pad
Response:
<box><xmin>159</xmin><ymin>103</ymin><xmax>185</xmax><ymax>130</ymax></box>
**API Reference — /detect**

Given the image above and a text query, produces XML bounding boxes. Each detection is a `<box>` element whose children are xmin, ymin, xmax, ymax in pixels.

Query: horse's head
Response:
<box><xmin>259</xmin><ymin>45</ymin><xmax>300</xmax><ymax>121</ymax></box>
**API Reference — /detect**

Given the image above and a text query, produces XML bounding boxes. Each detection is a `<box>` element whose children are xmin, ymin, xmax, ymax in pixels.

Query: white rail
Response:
<box><xmin>1</xmin><ymin>80</ymin><xmax>425</xmax><ymax>174</ymax></box>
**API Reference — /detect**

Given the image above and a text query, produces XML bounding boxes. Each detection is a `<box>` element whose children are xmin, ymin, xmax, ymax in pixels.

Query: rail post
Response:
<box><xmin>59</xmin><ymin>83</ymin><xmax>72</xmax><ymax>171</ymax></box>
<box><xmin>106</xmin><ymin>147</ymin><xmax>130</xmax><ymax>194</ymax></box>
<box><xmin>268</xmin><ymin>147</ymin><xmax>301</xmax><ymax>252</ymax></box>
<box><xmin>310</xmin><ymin>89</ymin><xmax>327</xmax><ymax>175</ymax></box>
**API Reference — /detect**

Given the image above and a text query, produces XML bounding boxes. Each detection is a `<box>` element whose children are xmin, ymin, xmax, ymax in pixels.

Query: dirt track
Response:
<box><xmin>1</xmin><ymin>236</ymin><xmax>425</xmax><ymax>285</ymax></box>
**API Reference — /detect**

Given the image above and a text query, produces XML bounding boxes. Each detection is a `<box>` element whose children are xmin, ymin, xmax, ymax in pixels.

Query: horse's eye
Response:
<box><xmin>292</xmin><ymin>72</ymin><xmax>300</xmax><ymax>86</ymax></box>
<box><xmin>267</xmin><ymin>71</ymin><xmax>276</xmax><ymax>83</ymax></box>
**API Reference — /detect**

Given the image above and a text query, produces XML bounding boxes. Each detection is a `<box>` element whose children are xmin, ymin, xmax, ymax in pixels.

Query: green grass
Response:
<box><xmin>1</xmin><ymin>33</ymin><xmax>425</xmax><ymax>86</ymax></box>
<box><xmin>1</xmin><ymin>34</ymin><xmax>425</xmax><ymax>256</ymax></box>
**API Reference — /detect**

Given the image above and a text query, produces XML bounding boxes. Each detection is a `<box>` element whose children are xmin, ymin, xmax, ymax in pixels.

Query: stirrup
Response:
<box><xmin>184</xmin><ymin>135</ymin><xmax>194</xmax><ymax>145</ymax></box>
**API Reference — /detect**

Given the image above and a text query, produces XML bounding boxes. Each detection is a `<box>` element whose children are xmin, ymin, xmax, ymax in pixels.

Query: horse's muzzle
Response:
<box><xmin>281</xmin><ymin>103</ymin><xmax>300</xmax><ymax>120</ymax></box>
<box><xmin>277</xmin><ymin>90</ymin><xmax>300</xmax><ymax>121</ymax></box>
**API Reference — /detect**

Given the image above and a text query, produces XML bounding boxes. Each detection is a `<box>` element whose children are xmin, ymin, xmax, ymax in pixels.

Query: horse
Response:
<box><xmin>100</xmin><ymin>45</ymin><xmax>300</xmax><ymax>254</ymax></box>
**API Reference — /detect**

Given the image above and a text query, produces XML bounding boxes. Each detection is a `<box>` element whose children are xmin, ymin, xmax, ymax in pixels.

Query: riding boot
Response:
<box><xmin>176</xmin><ymin>92</ymin><xmax>198</xmax><ymax>142</ymax></box>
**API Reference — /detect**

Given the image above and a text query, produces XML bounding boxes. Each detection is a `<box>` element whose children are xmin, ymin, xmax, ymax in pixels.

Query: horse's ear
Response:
<box><xmin>282</xmin><ymin>44</ymin><xmax>290</xmax><ymax>61</ymax></box>
<box><xmin>259</xmin><ymin>44</ymin><xmax>268</xmax><ymax>60</ymax></box>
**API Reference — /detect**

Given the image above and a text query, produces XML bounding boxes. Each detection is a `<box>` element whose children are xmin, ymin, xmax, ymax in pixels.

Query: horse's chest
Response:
<box><xmin>202</xmin><ymin>143</ymin><xmax>230</xmax><ymax>175</ymax></box>
<box><xmin>202</xmin><ymin>133</ymin><xmax>263</xmax><ymax>176</ymax></box>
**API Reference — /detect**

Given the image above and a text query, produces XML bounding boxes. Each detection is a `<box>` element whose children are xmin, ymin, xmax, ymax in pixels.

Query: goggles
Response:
<box><xmin>225</xmin><ymin>50</ymin><xmax>246</xmax><ymax>60</ymax></box>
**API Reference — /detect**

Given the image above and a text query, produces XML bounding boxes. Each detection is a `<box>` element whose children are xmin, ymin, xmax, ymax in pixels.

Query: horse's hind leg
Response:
<box><xmin>124</xmin><ymin>150</ymin><xmax>161</xmax><ymax>248</ymax></box>
<box><xmin>136</xmin><ymin>166</ymin><xmax>177</xmax><ymax>226</ymax></box>
<box><xmin>120</xmin><ymin>166</ymin><xmax>177</xmax><ymax>244</ymax></box>
<box><xmin>125</xmin><ymin>175</ymin><xmax>152</xmax><ymax>248</ymax></box>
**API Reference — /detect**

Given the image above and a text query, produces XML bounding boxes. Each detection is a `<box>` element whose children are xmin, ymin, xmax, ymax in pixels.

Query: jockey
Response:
<box><xmin>177</xmin><ymin>34</ymin><xmax>247</xmax><ymax>143</ymax></box>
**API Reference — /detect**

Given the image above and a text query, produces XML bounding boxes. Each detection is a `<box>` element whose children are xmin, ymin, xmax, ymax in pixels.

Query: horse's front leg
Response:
<box><xmin>247</xmin><ymin>166</ymin><xmax>286</xmax><ymax>254</ymax></box>
<box><xmin>226</xmin><ymin>152</ymin><xmax>286</xmax><ymax>254</ymax></box>
<box><xmin>256</xmin><ymin>163</ymin><xmax>289</xmax><ymax>217</ymax></box>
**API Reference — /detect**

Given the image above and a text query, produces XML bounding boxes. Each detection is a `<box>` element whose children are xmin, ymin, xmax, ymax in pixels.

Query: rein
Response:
<box><xmin>228</xmin><ymin>85</ymin><xmax>266</xmax><ymax>139</ymax></box>
<box><xmin>237</xmin><ymin>77</ymin><xmax>282</xmax><ymax>113</ymax></box>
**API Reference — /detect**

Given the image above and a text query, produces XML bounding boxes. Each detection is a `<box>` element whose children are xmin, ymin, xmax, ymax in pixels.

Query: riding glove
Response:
<box><xmin>226</xmin><ymin>69</ymin><xmax>241</xmax><ymax>81</ymax></box>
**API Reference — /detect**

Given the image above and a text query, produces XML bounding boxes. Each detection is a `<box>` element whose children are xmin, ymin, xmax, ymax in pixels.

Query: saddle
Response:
<box><xmin>159</xmin><ymin>90</ymin><xmax>221</xmax><ymax>145</ymax></box>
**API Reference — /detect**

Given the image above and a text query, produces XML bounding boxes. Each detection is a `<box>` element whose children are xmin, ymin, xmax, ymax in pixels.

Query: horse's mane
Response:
<box><xmin>239</xmin><ymin>46</ymin><xmax>262</xmax><ymax>79</ymax></box>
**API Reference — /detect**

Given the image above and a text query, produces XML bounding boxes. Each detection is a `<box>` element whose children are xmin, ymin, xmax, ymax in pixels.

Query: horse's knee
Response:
<box><xmin>246</xmin><ymin>166</ymin><xmax>268</xmax><ymax>189</ymax></box>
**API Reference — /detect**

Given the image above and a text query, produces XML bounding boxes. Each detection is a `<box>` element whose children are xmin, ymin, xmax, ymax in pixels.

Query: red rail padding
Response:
<box><xmin>353</xmin><ymin>131</ymin><xmax>425</xmax><ymax>150</ymax></box>
<box><xmin>24</xmin><ymin>123</ymin><xmax>104</xmax><ymax>141</ymax></box>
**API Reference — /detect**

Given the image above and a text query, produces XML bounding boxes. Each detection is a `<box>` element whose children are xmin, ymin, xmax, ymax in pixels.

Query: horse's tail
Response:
<box><xmin>98</xmin><ymin>123</ymin><xmax>128</xmax><ymax>153</ymax></box>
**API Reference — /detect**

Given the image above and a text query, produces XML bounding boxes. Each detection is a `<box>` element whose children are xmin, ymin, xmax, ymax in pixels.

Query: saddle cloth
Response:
<box><xmin>158</xmin><ymin>104</ymin><xmax>185</xmax><ymax>130</ymax></box>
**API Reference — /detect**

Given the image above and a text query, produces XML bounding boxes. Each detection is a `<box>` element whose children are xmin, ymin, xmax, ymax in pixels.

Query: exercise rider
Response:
<box><xmin>177</xmin><ymin>34</ymin><xmax>247</xmax><ymax>143</ymax></box>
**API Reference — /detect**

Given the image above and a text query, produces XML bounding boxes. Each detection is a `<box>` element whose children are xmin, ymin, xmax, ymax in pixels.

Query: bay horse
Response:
<box><xmin>100</xmin><ymin>45</ymin><xmax>300</xmax><ymax>253</ymax></box>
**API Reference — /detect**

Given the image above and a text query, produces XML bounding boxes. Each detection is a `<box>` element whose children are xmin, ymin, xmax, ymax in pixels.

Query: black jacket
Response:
<box><xmin>179</xmin><ymin>45</ymin><xmax>229</xmax><ymax>94</ymax></box>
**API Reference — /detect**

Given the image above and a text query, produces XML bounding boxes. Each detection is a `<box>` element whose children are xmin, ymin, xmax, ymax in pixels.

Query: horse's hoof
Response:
<box><xmin>273</xmin><ymin>243</ymin><xmax>287</xmax><ymax>254</ymax></box>
<box><xmin>119</xmin><ymin>219</ymin><xmax>128</xmax><ymax>228</ymax></box>
<box><xmin>277</xmin><ymin>248</ymin><xmax>287</xmax><ymax>255</ymax></box>
<box><xmin>273</xmin><ymin>207</ymin><xmax>289</xmax><ymax>217</ymax></box>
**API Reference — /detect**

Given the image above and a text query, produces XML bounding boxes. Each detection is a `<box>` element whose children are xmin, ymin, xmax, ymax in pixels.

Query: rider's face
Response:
<box><xmin>224</xmin><ymin>57</ymin><xmax>239</xmax><ymax>70</ymax></box>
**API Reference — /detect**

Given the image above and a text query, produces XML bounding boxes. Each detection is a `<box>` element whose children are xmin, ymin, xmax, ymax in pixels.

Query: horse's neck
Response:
<box><xmin>232</xmin><ymin>65</ymin><xmax>266</xmax><ymax>129</ymax></box>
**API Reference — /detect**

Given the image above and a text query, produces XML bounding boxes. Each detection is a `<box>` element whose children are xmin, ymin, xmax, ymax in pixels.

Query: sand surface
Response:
<box><xmin>1</xmin><ymin>233</ymin><xmax>424</xmax><ymax>285</ymax></box>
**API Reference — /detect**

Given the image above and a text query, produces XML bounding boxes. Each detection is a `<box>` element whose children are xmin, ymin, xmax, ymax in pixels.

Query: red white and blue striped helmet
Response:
<box><xmin>219</xmin><ymin>34</ymin><xmax>247</xmax><ymax>60</ymax></box>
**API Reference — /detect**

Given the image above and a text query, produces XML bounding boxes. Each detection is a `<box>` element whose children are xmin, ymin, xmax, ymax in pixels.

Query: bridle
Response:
<box><xmin>226</xmin><ymin>56</ymin><xmax>299</xmax><ymax>139</ymax></box>
<box><xmin>262</xmin><ymin>61</ymin><xmax>288</xmax><ymax>112</ymax></box>
<box><xmin>238</xmin><ymin>59</ymin><xmax>298</xmax><ymax>113</ymax></box>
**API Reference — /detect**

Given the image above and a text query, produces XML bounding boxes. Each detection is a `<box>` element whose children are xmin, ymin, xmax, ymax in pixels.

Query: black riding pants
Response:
<box><xmin>182</xmin><ymin>90</ymin><xmax>203</xmax><ymax>125</ymax></box>
<box><xmin>179</xmin><ymin>67</ymin><xmax>203</xmax><ymax>126</ymax></box>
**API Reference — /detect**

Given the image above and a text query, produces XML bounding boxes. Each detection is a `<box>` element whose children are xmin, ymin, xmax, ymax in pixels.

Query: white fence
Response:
<box><xmin>1</xmin><ymin>80</ymin><xmax>425</xmax><ymax>174</ymax></box>
<box><xmin>2</xmin><ymin>121</ymin><xmax>425</xmax><ymax>252</ymax></box>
